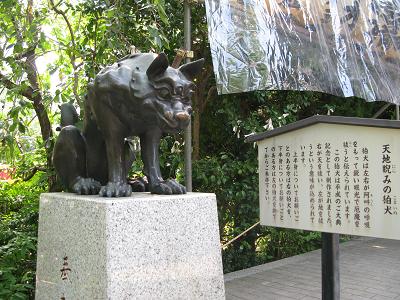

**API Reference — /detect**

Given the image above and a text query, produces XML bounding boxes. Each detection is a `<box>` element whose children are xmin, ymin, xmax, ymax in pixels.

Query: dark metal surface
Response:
<box><xmin>322</xmin><ymin>233</ymin><xmax>340</xmax><ymax>300</ymax></box>
<box><xmin>246</xmin><ymin>115</ymin><xmax>400</xmax><ymax>143</ymax></box>
<box><xmin>53</xmin><ymin>53</ymin><xmax>204</xmax><ymax>197</ymax></box>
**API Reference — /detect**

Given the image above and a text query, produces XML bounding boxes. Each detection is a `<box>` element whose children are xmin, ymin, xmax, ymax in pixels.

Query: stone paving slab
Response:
<box><xmin>224</xmin><ymin>237</ymin><xmax>400</xmax><ymax>300</ymax></box>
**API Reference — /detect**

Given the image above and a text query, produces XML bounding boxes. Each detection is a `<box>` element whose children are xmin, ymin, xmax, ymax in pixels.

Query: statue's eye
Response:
<box><xmin>187</xmin><ymin>90</ymin><xmax>194</xmax><ymax>99</ymax></box>
<box><xmin>158</xmin><ymin>88</ymin><xmax>171</xmax><ymax>99</ymax></box>
<box><xmin>176</xmin><ymin>87</ymin><xmax>183</xmax><ymax>95</ymax></box>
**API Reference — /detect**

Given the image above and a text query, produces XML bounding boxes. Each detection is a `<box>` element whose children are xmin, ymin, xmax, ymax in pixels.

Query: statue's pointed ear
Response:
<box><xmin>179</xmin><ymin>58</ymin><xmax>205</xmax><ymax>80</ymax></box>
<box><xmin>146</xmin><ymin>53</ymin><xmax>169</xmax><ymax>80</ymax></box>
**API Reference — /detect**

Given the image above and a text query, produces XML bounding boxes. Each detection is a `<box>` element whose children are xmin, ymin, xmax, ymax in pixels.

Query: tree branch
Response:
<box><xmin>49</xmin><ymin>0</ymin><xmax>76</xmax><ymax>49</ymax></box>
<box><xmin>204</xmin><ymin>86</ymin><xmax>217</xmax><ymax>111</ymax></box>
<box><xmin>12</xmin><ymin>46</ymin><xmax>37</xmax><ymax>61</ymax></box>
<box><xmin>49</xmin><ymin>0</ymin><xmax>81</xmax><ymax>107</ymax></box>
<box><xmin>11</xmin><ymin>16</ymin><xmax>23</xmax><ymax>44</ymax></box>
<box><xmin>0</xmin><ymin>72</ymin><xmax>34</xmax><ymax>100</ymax></box>
<box><xmin>21</xmin><ymin>166</ymin><xmax>47</xmax><ymax>181</ymax></box>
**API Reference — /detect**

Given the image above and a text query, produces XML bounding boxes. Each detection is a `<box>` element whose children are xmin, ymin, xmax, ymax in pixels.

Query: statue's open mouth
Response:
<box><xmin>161</xmin><ymin>111</ymin><xmax>190</xmax><ymax>130</ymax></box>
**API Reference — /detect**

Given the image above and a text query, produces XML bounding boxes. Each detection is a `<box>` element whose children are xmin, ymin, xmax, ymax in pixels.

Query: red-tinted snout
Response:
<box><xmin>175</xmin><ymin>112</ymin><xmax>190</xmax><ymax>122</ymax></box>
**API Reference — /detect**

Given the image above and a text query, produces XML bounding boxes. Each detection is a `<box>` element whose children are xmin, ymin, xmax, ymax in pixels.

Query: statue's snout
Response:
<box><xmin>175</xmin><ymin>112</ymin><xmax>190</xmax><ymax>122</ymax></box>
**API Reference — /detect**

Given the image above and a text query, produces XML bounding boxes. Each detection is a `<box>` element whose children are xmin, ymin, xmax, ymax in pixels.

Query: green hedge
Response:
<box><xmin>0</xmin><ymin>175</ymin><xmax>46</xmax><ymax>300</ymax></box>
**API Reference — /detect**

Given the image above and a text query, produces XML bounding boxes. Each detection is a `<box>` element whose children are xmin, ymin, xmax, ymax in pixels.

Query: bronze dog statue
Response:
<box><xmin>53</xmin><ymin>53</ymin><xmax>204</xmax><ymax>197</ymax></box>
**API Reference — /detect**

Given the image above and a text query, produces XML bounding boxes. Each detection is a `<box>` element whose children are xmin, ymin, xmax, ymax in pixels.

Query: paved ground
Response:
<box><xmin>224</xmin><ymin>238</ymin><xmax>400</xmax><ymax>300</ymax></box>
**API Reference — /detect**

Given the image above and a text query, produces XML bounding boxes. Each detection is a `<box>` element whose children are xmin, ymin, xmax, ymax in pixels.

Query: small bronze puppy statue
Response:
<box><xmin>53</xmin><ymin>53</ymin><xmax>204</xmax><ymax>197</ymax></box>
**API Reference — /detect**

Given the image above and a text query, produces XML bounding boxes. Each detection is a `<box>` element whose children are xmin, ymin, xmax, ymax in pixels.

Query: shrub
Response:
<box><xmin>0</xmin><ymin>174</ymin><xmax>46</xmax><ymax>300</ymax></box>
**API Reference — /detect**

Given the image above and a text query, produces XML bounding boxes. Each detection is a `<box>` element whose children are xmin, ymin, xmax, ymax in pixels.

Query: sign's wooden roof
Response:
<box><xmin>245</xmin><ymin>115</ymin><xmax>400</xmax><ymax>143</ymax></box>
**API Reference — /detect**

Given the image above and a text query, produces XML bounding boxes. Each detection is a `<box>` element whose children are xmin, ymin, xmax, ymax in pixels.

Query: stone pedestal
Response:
<box><xmin>35</xmin><ymin>192</ymin><xmax>225</xmax><ymax>300</ymax></box>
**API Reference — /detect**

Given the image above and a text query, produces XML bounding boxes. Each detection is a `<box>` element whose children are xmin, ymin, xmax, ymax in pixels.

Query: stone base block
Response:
<box><xmin>35</xmin><ymin>192</ymin><xmax>225</xmax><ymax>299</ymax></box>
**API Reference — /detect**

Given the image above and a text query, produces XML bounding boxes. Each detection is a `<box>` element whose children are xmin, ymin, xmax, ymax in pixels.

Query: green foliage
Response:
<box><xmin>0</xmin><ymin>175</ymin><xmax>45</xmax><ymax>300</ymax></box>
<box><xmin>193</xmin><ymin>152</ymin><xmax>259</xmax><ymax>272</ymax></box>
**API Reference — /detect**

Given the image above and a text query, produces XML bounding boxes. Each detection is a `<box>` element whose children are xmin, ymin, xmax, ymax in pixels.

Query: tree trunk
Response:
<box><xmin>26</xmin><ymin>0</ymin><xmax>56</xmax><ymax>190</ymax></box>
<box><xmin>193</xmin><ymin>102</ymin><xmax>201</xmax><ymax>161</ymax></box>
<box><xmin>192</xmin><ymin>66</ymin><xmax>214</xmax><ymax>161</ymax></box>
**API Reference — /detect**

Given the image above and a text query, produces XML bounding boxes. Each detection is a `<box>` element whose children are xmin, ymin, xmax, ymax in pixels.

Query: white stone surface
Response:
<box><xmin>35</xmin><ymin>192</ymin><xmax>225</xmax><ymax>300</ymax></box>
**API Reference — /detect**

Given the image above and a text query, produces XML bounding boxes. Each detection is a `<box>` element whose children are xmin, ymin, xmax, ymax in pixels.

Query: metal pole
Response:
<box><xmin>184</xmin><ymin>0</ymin><xmax>192</xmax><ymax>192</ymax></box>
<box><xmin>321</xmin><ymin>232</ymin><xmax>340</xmax><ymax>300</ymax></box>
<box><xmin>396</xmin><ymin>105</ymin><xmax>399</xmax><ymax>120</ymax></box>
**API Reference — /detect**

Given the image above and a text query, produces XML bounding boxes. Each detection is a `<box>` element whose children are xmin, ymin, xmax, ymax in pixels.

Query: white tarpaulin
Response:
<box><xmin>205</xmin><ymin>0</ymin><xmax>400</xmax><ymax>103</ymax></box>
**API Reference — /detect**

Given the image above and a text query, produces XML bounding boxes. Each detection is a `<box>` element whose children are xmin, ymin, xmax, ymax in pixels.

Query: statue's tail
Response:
<box><xmin>56</xmin><ymin>103</ymin><xmax>80</xmax><ymax>131</ymax></box>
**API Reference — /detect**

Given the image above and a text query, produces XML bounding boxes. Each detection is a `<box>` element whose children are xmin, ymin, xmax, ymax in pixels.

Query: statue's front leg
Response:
<box><xmin>99</xmin><ymin>134</ymin><xmax>132</xmax><ymax>197</ymax></box>
<box><xmin>140</xmin><ymin>129</ymin><xmax>186</xmax><ymax>194</ymax></box>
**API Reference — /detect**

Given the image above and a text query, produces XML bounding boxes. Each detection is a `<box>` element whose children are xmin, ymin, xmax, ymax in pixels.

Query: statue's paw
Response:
<box><xmin>99</xmin><ymin>182</ymin><xmax>132</xmax><ymax>197</ymax></box>
<box><xmin>129</xmin><ymin>177</ymin><xmax>149</xmax><ymax>192</ymax></box>
<box><xmin>150</xmin><ymin>179</ymin><xmax>186</xmax><ymax>195</ymax></box>
<box><xmin>72</xmin><ymin>177</ymin><xmax>101</xmax><ymax>195</ymax></box>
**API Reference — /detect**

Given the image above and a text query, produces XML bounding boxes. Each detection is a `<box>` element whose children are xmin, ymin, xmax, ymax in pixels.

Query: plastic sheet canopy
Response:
<box><xmin>205</xmin><ymin>0</ymin><xmax>400</xmax><ymax>104</ymax></box>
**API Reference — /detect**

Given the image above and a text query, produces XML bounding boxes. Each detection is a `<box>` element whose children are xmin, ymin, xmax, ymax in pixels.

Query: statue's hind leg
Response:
<box><xmin>53</xmin><ymin>125</ymin><xmax>101</xmax><ymax>195</ymax></box>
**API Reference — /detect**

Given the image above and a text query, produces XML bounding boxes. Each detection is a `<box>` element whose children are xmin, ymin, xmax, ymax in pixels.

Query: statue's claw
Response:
<box><xmin>99</xmin><ymin>182</ymin><xmax>132</xmax><ymax>197</ymax></box>
<box><xmin>129</xmin><ymin>177</ymin><xmax>148</xmax><ymax>192</ymax></box>
<box><xmin>150</xmin><ymin>179</ymin><xmax>186</xmax><ymax>195</ymax></box>
<box><xmin>72</xmin><ymin>177</ymin><xmax>101</xmax><ymax>195</ymax></box>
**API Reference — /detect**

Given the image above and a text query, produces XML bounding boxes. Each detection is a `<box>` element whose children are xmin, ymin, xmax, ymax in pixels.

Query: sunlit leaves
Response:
<box><xmin>151</xmin><ymin>0</ymin><xmax>169</xmax><ymax>26</ymax></box>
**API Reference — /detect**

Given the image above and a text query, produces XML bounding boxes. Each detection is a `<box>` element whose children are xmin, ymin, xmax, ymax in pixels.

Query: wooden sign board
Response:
<box><xmin>247</xmin><ymin>116</ymin><xmax>400</xmax><ymax>240</ymax></box>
